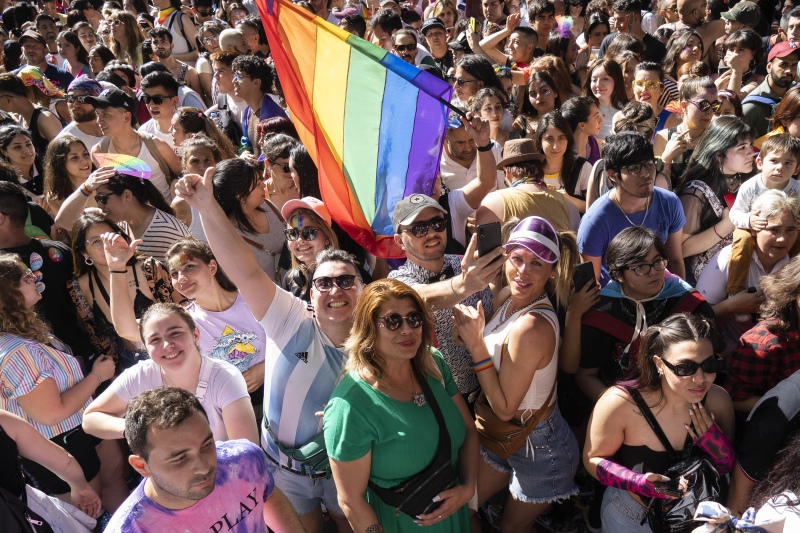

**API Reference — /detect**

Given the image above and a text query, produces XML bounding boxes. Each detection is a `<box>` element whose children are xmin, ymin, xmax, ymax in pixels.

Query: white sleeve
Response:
<box><xmin>258</xmin><ymin>286</ymin><xmax>312</xmax><ymax>347</ymax></box>
<box><xmin>210</xmin><ymin>360</ymin><xmax>250</xmax><ymax>410</ymax></box>
<box><xmin>729</xmin><ymin>178</ymin><xmax>758</xmax><ymax>229</ymax></box>
<box><xmin>695</xmin><ymin>247</ymin><xmax>731</xmax><ymax>305</ymax></box>
<box><xmin>447</xmin><ymin>188</ymin><xmax>474</xmax><ymax>248</ymax></box>
<box><xmin>575</xmin><ymin>161</ymin><xmax>592</xmax><ymax>197</ymax></box>
<box><xmin>106</xmin><ymin>362</ymin><xmax>158</xmax><ymax>404</ymax></box>
<box><xmin>490</xmin><ymin>141</ymin><xmax>507</xmax><ymax>189</ymax></box>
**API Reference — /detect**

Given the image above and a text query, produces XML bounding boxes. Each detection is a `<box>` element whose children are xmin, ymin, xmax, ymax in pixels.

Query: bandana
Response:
<box><xmin>157</xmin><ymin>6</ymin><xmax>176</xmax><ymax>25</ymax></box>
<box><xmin>17</xmin><ymin>66</ymin><xmax>63</xmax><ymax>98</ymax></box>
<box><xmin>67</xmin><ymin>75</ymin><xmax>102</xmax><ymax>97</ymax></box>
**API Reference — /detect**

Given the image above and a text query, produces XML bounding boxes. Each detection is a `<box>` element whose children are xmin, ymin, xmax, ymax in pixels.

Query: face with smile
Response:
<box><xmin>77</xmin><ymin>27</ymin><xmax>97</xmax><ymax>52</ymax></box>
<box><xmin>2</xmin><ymin>134</ymin><xmax>35</xmax><ymax>168</ymax></box>
<box><xmin>132</xmin><ymin>411</ymin><xmax>217</xmax><ymax>510</ymax></box>
<box><xmin>654</xmin><ymin>339</ymin><xmax>717</xmax><ymax>403</ymax></box>
<box><xmin>310</xmin><ymin>261</ymin><xmax>363</xmax><ymax>325</ymax></box>
<box><xmin>616</xmin><ymin>245</ymin><xmax>666</xmax><ymax>299</ymax></box>
<box><xmin>65</xmin><ymin>142</ymin><xmax>93</xmax><ymax>181</ymax></box>
<box><xmin>374</xmin><ymin>297</ymin><xmax>423</xmax><ymax>363</ymax></box>
<box><xmin>96</xmin><ymin>107</ymin><xmax>130</xmax><ymax>136</ymax></box>
<box><xmin>396</xmin><ymin>207</ymin><xmax>447</xmax><ymax>263</ymax></box>
<box><xmin>505</xmin><ymin>246</ymin><xmax>553</xmax><ymax>299</ymax></box>
<box><xmin>591</xmin><ymin>66</ymin><xmax>614</xmax><ymax>105</ymax></box>
<box><xmin>507</xmin><ymin>31</ymin><xmax>533</xmax><ymax>63</ymax></box>
<box><xmin>169</xmin><ymin>255</ymin><xmax>217</xmax><ymax>299</ymax></box>
<box><xmin>142</xmin><ymin>311</ymin><xmax>202</xmax><ymax>370</ymax></box>
<box><xmin>286</xmin><ymin>214</ymin><xmax>329</xmax><ymax>266</ymax></box>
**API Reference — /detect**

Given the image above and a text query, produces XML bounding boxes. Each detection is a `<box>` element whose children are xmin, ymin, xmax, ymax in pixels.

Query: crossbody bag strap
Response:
<box><xmin>624</xmin><ymin>387</ymin><xmax>679</xmax><ymax>461</ymax></box>
<box><xmin>195</xmin><ymin>357</ymin><xmax>213</xmax><ymax>401</ymax></box>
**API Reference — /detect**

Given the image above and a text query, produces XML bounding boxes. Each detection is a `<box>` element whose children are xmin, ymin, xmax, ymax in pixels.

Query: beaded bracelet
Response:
<box><xmin>472</xmin><ymin>358</ymin><xmax>494</xmax><ymax>372</ymax></box>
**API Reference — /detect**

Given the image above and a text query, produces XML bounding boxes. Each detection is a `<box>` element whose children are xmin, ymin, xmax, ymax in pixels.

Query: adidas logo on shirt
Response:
<box><xmin>295</xmin><ymin>351</ymin><xmax>308</xmax><ymax>363</ymax></box>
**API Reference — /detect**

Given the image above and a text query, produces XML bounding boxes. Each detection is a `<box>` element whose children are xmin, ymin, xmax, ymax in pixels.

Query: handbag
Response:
<box><xmin>626</xmin><ymin>387</ymin><xmax>727</xmax><ymax>533</ymax></box>
<box><xmin>368</xmin><ymin>368</ymin><xmax>459</xmax><ymax>518</ymax></box>
<box><xmin>474</xmin><ymin>326</ymin><xmax>557</xmax><ymax>459</ymax></box>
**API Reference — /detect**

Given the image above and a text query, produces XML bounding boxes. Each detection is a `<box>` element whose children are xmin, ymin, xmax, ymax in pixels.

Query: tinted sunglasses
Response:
<box><xmin>394</xmin><ymin>43</ymin><xmax>417</xmax><ymax>53</ymax></box>
<box><xmin>201</xmin><ymin>36</ymin><xmax>218</xmax><ymax>45</ymax></box>
<box><xmin>660</xmin><ymin>355</ymin><xmax>725</xmax><ymax>377</ymax></box>
<box><xmin>453</xmin><ymin>77</ymin><xmax>478</xmax><ymax>87</ymax></box>
<box><xmin>284</xmin><ymin>227</ymin><xmax>320</xmax><ymax>242</ymax></box>
<box><xmin>311</xmin><ymin>274</ymin><xmax>359</xmax><ymax>291</ymax></box>
<box><xmin>196</xmin><ymin>8</ymin><xmax>214</xmax><ymax>15</ymax></box>
<box><xmin>269</xmin><ymin>160</ymin><xmax>291</xmax><ymax>173</ymax></box>
<box><xmin>65</xmin><ymin>95</ymin><xmax>87</xmax><ymax>103</ymax></box>
<box><xmin>143</xmin><ymin>95</ymin><xmax>169</xmax><ymax>105</ymax></box>
<box><xmin>690</xmin><ymin>99</ymin><xmax>722</xmax><ymax>113</ymax></box>
<box><xmin>632</xmin><ymin>80</ymin><xmax>663</xmax><ymax>91</ymax></box>
<box><xmin>94</xmin><ymin>191</ymin><xmax>119</xmax><ymax>205</ymax></box>
<box><xmin>377</xmin><ymin>311</ymin><xmax>424</xmax><ymax>331</ymax></box>
<box><xmin>399</xmin><ymin>216</ymin><xmax>447</xmax><ymax>238</ymax></box>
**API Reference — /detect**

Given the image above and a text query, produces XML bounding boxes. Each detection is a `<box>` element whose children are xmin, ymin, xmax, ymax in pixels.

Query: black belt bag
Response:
<box><xmin>368</xmin><ymin>369</ymin><xmax>459</xmax><ymax>518</ymax></box>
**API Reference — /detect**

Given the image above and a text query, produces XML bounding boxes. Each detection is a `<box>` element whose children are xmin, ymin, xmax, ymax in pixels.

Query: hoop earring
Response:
<box><xmin>84</xmin><ymin>256</ymin><xmax>94</xmax><ymax>266</ymax></box>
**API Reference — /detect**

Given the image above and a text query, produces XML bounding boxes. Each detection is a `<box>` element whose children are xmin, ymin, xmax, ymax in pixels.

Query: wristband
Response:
<box><xmin>109</xmin><ymin>269</ymin><xmax>127</xmax><ymax>274</ymax></box>
<box><xmin>712</xmin><ymin>225</ymin><xmax>723</xmax><ymax>239</ymax></box>
<box><xmin>693</xmin><ymin>424</ymin><xmax>735</xmax><ymax>474</ymax></box>
<box><xmin>89</xmin><ymin>372</ymin><xmax>103</xmax><ymax>384</ymax></box>
<box><xmin>477</xmin><ymin>142</ymin><xmax>493</xmax><ymax>152</ymax></box>
<box><xmin>79</xmin><ymin>184</ymin><xmax>91</xmax><ymax>197</ymax></box>
<box><xmin>472</xmin><ymin>358</ymin><xmax>494</xmax><ymax>372</ymax></box>
<box><xmin>596</xmin><ymin>458</ymin><xmax>670</xmax><ymax>499</ymax></box>
<box><xmin>450</xmin><ymin>277</ymin><xmax>458</xmax><ymax>297</ymax></box>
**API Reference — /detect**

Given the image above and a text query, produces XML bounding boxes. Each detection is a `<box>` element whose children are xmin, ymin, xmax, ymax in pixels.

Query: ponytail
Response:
<box><xmin>549</xmin><ymin>231</ymin><xmax>578</xmax><ymax>309</ymax></box>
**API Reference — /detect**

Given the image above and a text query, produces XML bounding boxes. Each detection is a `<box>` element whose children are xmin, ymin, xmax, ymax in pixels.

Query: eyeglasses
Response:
<box><xmin>284</xmin><ymin>227</ymin><xmax>320</xmax><ymax>242</ymax></box>
<box><xmin>19</xmin><ymin>269</ymin><xmax>36</xmax><ymax>285</ymax></box>
<box><xmin>394</xmin><ymin>43</ymin><xmax>417</xmax><ymax>53</ymax></box>
<box><xmin>623</xmin><ymin>257</ymin><xmax>668</xmax><ymax>276</ymax></box>
<box><xmin>311</xmin><ymin>274</ymin><xmax>359</xmax><ymax>291</ymax></box>
<box><xmin>269</xmin><ymin>160</ymin><xmax>291</xmax><ymax>173</ymax></box>
<box><xmin>85</xmin><ymin>237</ymin><xmax>105</xmax><ymax>249</ymax></box>
<box><xmin>94</xmin><ymin>191</ymin><xmax>119</xmax><ymax>205</ymax></box>
<box><xmin>632</xmin><ymin>80</ymin><xmax>663</xmax><ymax>91</ymax></box>
<box><xmin>453</xmin><ymin>77</ymin><xmax>478</xmax><ymax>87</ymax></box>
<box><xmin>377</xmin><ymin>311</ymin><xmax>424</xmax><ymax>331</ymax></box>
<box><xmin>110</xmin><ymin>19</ymin><xmax>124</xmax><ymax>26</ymax></box>
<box><xmin>65</xmin><ymin>94</ymin><xmax>87</xmax><ymax>103</ymax></box>
<box><xmin>621</xmin><ymin>159</ymin><xmax>657</xmax><ymax>176</ymax></box>
<box><xmin>690</xmin><ymin>99</ymin><xmax>722</xmax><ymax>113</ymax></box>
<box><xmin>201</xmin><ymin>36</ymin><xmax>218</xmax><ymax>45</ymax></box>
<box><xmin>399</xmin><ymin>216</ymin><xmax>447</xmax><ymax>238</ymax></box>
<box><xmin>232</xmin><ymin>73</ymin><xmax>250</xmax><ymax>83</ymax></box>
<box><xmin>143</xmin><ymin>95</ymin><xmax>170</xmax><ymax>105</ymax></box>
<box><xmin>660</xmin><ymin>355</ymin><xmax>725</xmax><ymax>377</ymax></box>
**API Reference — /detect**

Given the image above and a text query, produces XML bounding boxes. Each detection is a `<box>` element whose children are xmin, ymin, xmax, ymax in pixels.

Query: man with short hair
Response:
<box><xmin>237</xmin><ymin>16</ymin><xmax>270</xmax><ymax>57</ymax></box>
<box><xmin>421</xmin><ymin>18</ymin><xmax>454</xmax><ymax>72</ymax></box>
<box><xmin>206</xmin><ymin>51</ymin><xmax>245</xmax><ymax>147</ymax></box>
<box><xmin>16</xmin><ymin>30</ymin><xmax>74</xmax><ymax>90</ymax></box>
<box><xmin>153</xmin><ymin>0</ymin><xmax>199</xmax><ymax>62</ymax></box>
<box><xmin>86</xmin><ymin>87</ymin><xmax>181</xmax><ymax>201</ymax></box>
<box><xmin>35</xmin><ymin>14</ymin><xmax>63</xmax><ymax>65</ymax></box>
<box><xmin>721</xmin><ymin>0</ymin><xmax>761</xmax><ymax>34</ymax></box>
<box><xmin>599</xmin><ymin>0</ymin><xmax>667</xmax><ymax>63</ymax></box>
<box><xmin>107</xmin><ymin>387</ymin><xmax>304</xmax><ymax>532</ymax></box>
<box><xmin>440</xmin><ymin>117</ymin><xmax>505</xmax><ymax>191</ymax></box>
<box><xmin>743</xmin><ymin>41</ymin><xmax>800</xmax><ymax>137</ymax></box>
<box><xmin>231</xmin><ymin>55</ymin><xmax>287</xmax><ymax>159</ymax></box>
<box><xmin>0</xmin><ymin>73</ymin><xmax>63</xmax><ymax>159</ymax></box>
<box><xmin>578</xmin><ymin>131</ymin><xmax>686</xmax><ymax>285</ymax></box>
<box><xmin>191</xmin><ymin>0</ymin><xmax>215</xmax><ymax>24</ymax></box>
<box><xmin>391</xmin><ymin>29</ymin><xmax>435</xmax><ymax>66</ymax></box>
<box><xmin>139</xmin><ymin>72</ymin><xmax>180</xmax><ymax>153</ymax></box>
<box><xmin>528</xmin><ymin>0</ymin><xmax>556</xmax><ymax>51</ymax></box>
<box><xmin>175</xmin><ymin>167</ymin><xmax>359</xmax><ymax>533</ymax></box>
<box><xmin>148</xmin><ymin>27</ymin><xmax>204</xmax><ymax>99</ymax></box>
<box><xmin>55</xmin><ymin>75</ymin><xmax>105</xmax><ymax>149</ymax></box>
<box><xmin>370</xmin><ymin>8</ymin><xmax>404</xmax><ymax>50</ymax></box>
<box><xmin>786</xmin><ymin>7</ymin><xmax>800</xmax><ymax>41</ymax></box>
<box><xmin>219</xmin><ymin>28</ymin><xmax>251</xmax><ymax>54</ymax></box>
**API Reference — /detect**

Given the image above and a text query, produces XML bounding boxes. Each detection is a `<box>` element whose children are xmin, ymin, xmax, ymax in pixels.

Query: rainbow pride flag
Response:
<box><xmin>257</xmin><ymin>0</ymin><xmax>453</xmax><ymax>258</ymax></box>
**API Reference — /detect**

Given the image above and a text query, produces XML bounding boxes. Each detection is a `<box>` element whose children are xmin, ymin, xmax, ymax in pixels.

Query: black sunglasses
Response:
<box><xmin>399</xmin><ymin>216</ymin><xmax>447</xmax><ymax>238</ymax></box>
<box><xmin>269</xmin><ymin>160</ymin><xmax>291</xmax><ymax>173</ymax></box>
<box><xmin>660</xmin><ymin>356</ymin><xmax>724</xmax><ymax>377</ymax></box>
<box><xmin>65</xmin><ymin>95</ymin><xmax>87</xmax><ymax>103</ymax></box>
<box><xmin>377</xmin><ymin>311</ymin><xmax>424</xmax><ymax>331</ymax></box>
<box><xmin>143</xmin><ymin>95</ymin><xmax>170</xmax><ymax>105</ymax></box>
<box><xmin>394</xmin><ymin>43</ymin><xmax>417</xmax><ymax>53</ymax></box>
<box><xmin>284</xmin><ymin>227</ymin><xmax>319</xmax><ymax>242</ymax></box>
<box><xmin>312</xmin><ymin>274</ymin><xmax>359</xmax><ymax>292</ymax></box>
<box><xmin>94</xmin><ymin>191</ymin><xmax>119</xmax><ymax>205</ymax></box>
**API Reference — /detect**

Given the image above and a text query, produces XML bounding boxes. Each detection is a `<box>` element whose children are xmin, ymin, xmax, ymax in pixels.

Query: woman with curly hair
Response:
<box><xmin>471</xmin><ymin>87</ymin><xmax>513</xmax><ymax>147</ymax></box>
<box><xmin>661</xmin><ymin>29</ymin><xmax>704</xmax><ymax>108</ymax></box>
<box><xmin>170</xmin><ymin>106</ymin><xmax>238</xmax><ymax>159</ymax></box>
<box><xmin>109</xmin><ymin>10</ymin><xmax>145</xmax><ymax>67</ymax></box>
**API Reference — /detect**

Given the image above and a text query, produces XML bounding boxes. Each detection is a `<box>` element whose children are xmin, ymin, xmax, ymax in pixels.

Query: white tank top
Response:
<box><xmin>107</xmin><ymin>136</ymin><xmax>171</xmax><ymax>202</ymax></box>
<box><xmin>483</xmin><ymin>296</ymin><xmax>559</xmax><ymax>411</ymax></box>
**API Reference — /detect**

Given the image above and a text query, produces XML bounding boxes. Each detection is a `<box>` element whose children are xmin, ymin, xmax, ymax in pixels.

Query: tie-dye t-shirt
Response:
<box><xmin>106</xmin><ymin>440</ymin><xmax>274</xmax><ymax>532</ymax></box>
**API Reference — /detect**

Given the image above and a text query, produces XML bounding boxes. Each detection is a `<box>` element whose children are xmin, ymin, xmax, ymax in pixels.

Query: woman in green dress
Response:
<box><xmin>324</xmin><ymin>279</ymin><xmax>478</xmax><ymax>532</ymax></box>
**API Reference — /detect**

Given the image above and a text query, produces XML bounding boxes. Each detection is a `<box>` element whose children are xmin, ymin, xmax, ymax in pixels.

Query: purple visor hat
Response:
<box><xmin>503</xmin><ymin>216</ymin><xmax>560</xmax><ymax>264</ymax></box>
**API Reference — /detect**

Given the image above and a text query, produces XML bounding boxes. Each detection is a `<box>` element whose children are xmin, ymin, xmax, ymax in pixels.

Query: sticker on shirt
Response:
<box><xmin>29</xmin><ymin>252</ymin><xmax>43</xmax><ymax>271</ymax></box>
<box><xmin>211</xmin><ymin>326</ymin><xmax>259</xmax><ymax>371</ymax></box>
<box><xmin>32</xmin><ymin>270</ymin><xmax>45</xmax><ymax>294</ymax></box>
<box><xmin>48</xmin><ymin>247</ymin><xmax>64</xmax><ymax>263</ymax></box>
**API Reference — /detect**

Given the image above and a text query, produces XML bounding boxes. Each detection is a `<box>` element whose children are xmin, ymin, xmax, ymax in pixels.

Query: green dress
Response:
<box><xmin>323</xmin><ymin>351</ymin><xmax>470</xmax><ymax>532</ymax></box>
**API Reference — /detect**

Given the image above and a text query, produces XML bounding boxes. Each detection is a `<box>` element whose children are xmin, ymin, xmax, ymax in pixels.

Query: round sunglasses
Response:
<box><xmin>377</xmin><ymin>311</ymin><xmax>424</xmax><ymax>331</ymax></box>
<box><xmin>284</xmin><ymin>227</ymin><xmax>320</xmax><ymax>242</ymax></box>
<box><xmin>311</xmin><ymin>274</ymin><xmax>359</xmax><ymax>292</ymax></box>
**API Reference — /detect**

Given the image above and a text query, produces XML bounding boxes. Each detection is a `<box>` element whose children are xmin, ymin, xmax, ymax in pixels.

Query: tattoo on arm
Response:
<box><xmin>365</xmin><ymin>525</ymin><xmax>384</xmax><ymax>533</ymax></box>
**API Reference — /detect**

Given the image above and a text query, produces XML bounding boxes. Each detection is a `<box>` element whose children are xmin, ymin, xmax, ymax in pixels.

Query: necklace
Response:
<box><xmin>511</xmin><ymin>176</ymin><xmax>552</xmax><ymax>190</ymax></box>
<box><xmin>491</xmin><ymin>292</ymin><xmax>548</xmax><ymax>333</ymax></box>
<box><xmin>614</xmin><ymin>190</ymin><xmax>651</xmax><ymax>228</ymax></box>
<box><xmin>385</xmin><ymin>373</ymin><xmax>426</xmax><ymax>407</ymax></box>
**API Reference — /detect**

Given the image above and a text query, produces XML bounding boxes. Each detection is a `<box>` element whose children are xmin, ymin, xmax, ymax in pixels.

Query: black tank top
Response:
<box><xmin>89</xmin><ymin>266</ymin><xmax>155</xmax><ymax>329</ymax></box>
<box><xmin>29</xmin><ymin>107</ymin><xmax>51</xmax><ymax>159</ymax></box>
<box><xmin>615</xmin><ymin>436</ymin><xmax>691</xmax><ymax>475</ymax></box>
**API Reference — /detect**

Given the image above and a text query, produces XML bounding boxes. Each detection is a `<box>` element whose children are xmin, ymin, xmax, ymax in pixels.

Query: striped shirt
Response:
<box><xmin>0</xmin><ymin>334</ymin><xmax>87</xmax><ymax>438</ymax></box>
<box><xmin>259</xmin><ymin>287</ymin><xmax>346</xmax><ymax>468</ymax></box>
<box><xmin>123</xmin><ymin>209</ymin><xmax>190</xmax><ymax>261</ymax></box>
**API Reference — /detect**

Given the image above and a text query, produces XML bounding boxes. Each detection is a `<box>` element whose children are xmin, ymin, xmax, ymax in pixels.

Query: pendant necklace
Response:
<box><xmin>614</xmin><ymin>190</ymin><xmax>651</xmax><ymax>228</ymax></box>
<box><xmin>386</xmin><ymin>373</ymin><xmax>426</xmax><ymax>407</ymax></box>
<box><xmin>491</xmin><ymin>292</ymin><xmax>548</xmax><ymax>333</ymax></box>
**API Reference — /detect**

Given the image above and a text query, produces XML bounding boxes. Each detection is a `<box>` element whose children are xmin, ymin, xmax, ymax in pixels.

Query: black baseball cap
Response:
<box><xmin>421</xmin><ymin>17</ymin><xmax>446</xmax><ymax>35</ymax></box>
<box><xmin>83</xmin><ymin>87</ymin><xmax>135</xmax><ymax>112</ymax></box>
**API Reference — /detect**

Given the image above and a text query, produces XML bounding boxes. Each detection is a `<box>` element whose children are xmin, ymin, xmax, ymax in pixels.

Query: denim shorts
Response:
<box><xmin>600</xmin><ymin>486</ymin><xmax>652</xmax><ymax>532</ymax></box>
<box><xmin>266</xmin><ymin>459</ymin><xmax>344</xmax><ymax>517</ymax></box>
<box><xmin>481</xmin><ymin>404</ymin><xmax>580</xmax><ymax>504</ymax></box>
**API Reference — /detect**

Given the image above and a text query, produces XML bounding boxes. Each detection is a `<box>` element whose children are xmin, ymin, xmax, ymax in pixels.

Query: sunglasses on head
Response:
<box><xmin>284</xmin><ymin>227</ymin><xmax>320</xmax><ymax>242</ymax></box>
<box><xmin>377</xmin><ymin>311</ymin><xmax>424</xmax><ymax>331</ymax></box>
<box><xmin>269</xmin><ymin>160</ymin><xmax>291</xmax><ymax>173</ymax></box>
<box><xmin>143</xmin><ymin>95</ymin><xmax>169</xmax><ymax>105</ymax></box>
<box><xmin>660</xmin><ymin>355</ymin><xmax>725</xmax><ymax>377</ymax></box>
<box><xmin>690</xmin><ymin>99</ymin><xmax>722</xmax><ymax>113</ymax></box>
<box><xmin>311</xmin><ymin>274</ymin><xmax>359</xmax><ymax>292</ymax></box>
<box><xmin>394</xmin><ymin>43</ymin><xmax>417</xmax><ymax>53</ymax></box>
<box><xmin>399</xmin><ymin>216</ymin><xmax>447</xmax><ymax>238</ymax></box>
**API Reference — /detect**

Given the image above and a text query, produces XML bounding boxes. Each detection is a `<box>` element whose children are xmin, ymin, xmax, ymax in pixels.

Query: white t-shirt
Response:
<box><xmin>108</xmin><ymin>356</ymin><xmax>249</xmax><ymax>442</ymax></box>
<box><xmin>138</xmin><ymin>119</ymin><xmax>177</xmax><ymax>155</ymax></box>
<box><xmin>446</xmin><ymin>188</ymin><xmax>474</xmax><ymax>248</ymax></box>
<box><xmin>186</xmin><ymin>293</ymin><xmax>267</xmax><ymax>372</ymax></box>
<box><xmin>439</xmin><ymin>140</ymin><xmax>505</xmax><ymax>191</ymax></box>
<box><xmin>55</xmin><ymin>122</ymin><xmax>104</xmax><ymax>149</ymax></box>
<box><xmin>730</xmin><ymin>173</ymin><xmax>800</xmax><ymax>229</ymax></box>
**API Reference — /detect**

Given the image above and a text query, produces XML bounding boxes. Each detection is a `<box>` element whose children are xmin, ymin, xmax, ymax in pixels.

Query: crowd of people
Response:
<box><xmin>1</xmin><ymin>0</ymin><xmax>800</xmax><ymax>531</ymax></box>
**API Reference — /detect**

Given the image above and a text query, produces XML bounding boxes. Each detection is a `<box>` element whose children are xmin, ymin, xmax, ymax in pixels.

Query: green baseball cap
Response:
<box><xmin>721</xmin><ymin>1</ymin><xmax>761</xmax><ymax>26</ymax></box>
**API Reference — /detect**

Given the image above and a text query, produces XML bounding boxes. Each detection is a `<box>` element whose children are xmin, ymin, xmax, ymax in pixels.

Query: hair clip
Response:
<box><xmin>494</xmin><ymin>65</ymin><xmax>510</xmax><ymax>73</ymax></box>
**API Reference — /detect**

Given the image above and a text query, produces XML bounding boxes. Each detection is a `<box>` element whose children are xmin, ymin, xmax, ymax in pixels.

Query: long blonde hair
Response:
<box><xmin>345</xmin><ymin>279</ymin><xmax>442</xmax><ymax>385</ymax></box>
<box><xmin>0</xmin><ymin>253</ymin><xmax>51</xmax><ymax>343</ymax></box>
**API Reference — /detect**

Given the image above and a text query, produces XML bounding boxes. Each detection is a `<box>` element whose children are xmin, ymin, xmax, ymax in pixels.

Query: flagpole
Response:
<box><xmin>436</xmin><ymin>96</ymin><xmax>469</xmax><ymax>120</ymax></box>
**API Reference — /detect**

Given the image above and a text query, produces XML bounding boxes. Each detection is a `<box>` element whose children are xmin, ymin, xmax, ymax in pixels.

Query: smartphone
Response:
<box><xmin>653</xmin><ymin>480</ymin><xmax>683</xmax><ymax>498</ymax></box>
<box><xmin>573</xmin><ymin>261</ymin><xmax>596</xmax><ymax>292</ymax></box>
<box><xmin>718</xmin><ymin>65</ymin><xmax>731</xmax><ymax>76</ymax></box>
<box><xmin>477</xmin><ymin>222</ymin><xmax>501</xmax><ymax>257</ymax></box>
<box><xmin>469</xmin><ymin>17</ymin><xmax>476</xmax><ymax>33</ymax></box>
